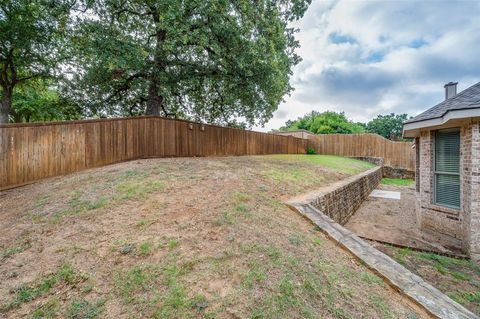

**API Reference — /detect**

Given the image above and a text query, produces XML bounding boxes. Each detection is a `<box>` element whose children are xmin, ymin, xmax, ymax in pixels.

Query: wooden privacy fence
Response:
<box><xmin>307</xmin><ymin>134</ymin><xmax>415</xmax><ymax>170</ymax></box>
<box><xmin>0</xmin><ymin>116</ymin><xmax>307</xmax><ymax>189</ymax></box>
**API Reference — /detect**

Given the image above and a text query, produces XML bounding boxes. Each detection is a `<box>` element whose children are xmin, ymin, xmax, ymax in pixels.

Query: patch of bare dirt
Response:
<box><xmin>0</xmin><ymin>156</ymin><xmax>429</xmax><ymax>318</ymax></box>
<box><xmin>346</xmin><ymin>183</ymin><xmax>463</xmax><ymax>254</ymax></box>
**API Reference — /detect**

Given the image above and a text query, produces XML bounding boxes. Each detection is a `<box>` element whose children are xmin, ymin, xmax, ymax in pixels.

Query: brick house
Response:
<box><xmin>403</xmin><ymin>81</ymin><xmax>480</xmax><ymax>261</ymax></box>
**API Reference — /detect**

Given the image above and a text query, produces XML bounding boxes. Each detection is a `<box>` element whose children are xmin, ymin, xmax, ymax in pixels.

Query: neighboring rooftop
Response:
<box><xmin>405</xmin><ymin>81</ymin><xmax>480</xmax><ymax>124</ymax></box>
<box><xmin>273</xmin><ymin>129</ymin><xmax>316</xmax><ymax>139</ymax></box>
<box><xmin>273</xmin><ymin>129</ymin><xmax>315</xmax><ymax>134</ymax></box>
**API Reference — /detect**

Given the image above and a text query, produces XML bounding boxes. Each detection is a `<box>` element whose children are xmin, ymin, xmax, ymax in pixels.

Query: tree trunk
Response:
<box><xmin>0</xmin><ymin>86</ymin><xmax>12</xmax><ymax>124</ymax></box>
<box><xmin>145</xmin><ymin>78</ymin><xmax>163</xmax><ymax>116</ymax></box>
<box><xmin>145</xmin><ymin>26</ymin><xmax>167</xmax><ymax>117</ymax></box>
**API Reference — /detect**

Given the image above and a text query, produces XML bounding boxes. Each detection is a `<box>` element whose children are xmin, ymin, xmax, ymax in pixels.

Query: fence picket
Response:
<box><xmin>307</xmin><ymin>134</ymin><xmax>414</xmax><ymax>170</ymax></box>
<box><xmin>0</xmin><ymin>116</ymin><xmax>308</xmax><ymax>189</ymax></box>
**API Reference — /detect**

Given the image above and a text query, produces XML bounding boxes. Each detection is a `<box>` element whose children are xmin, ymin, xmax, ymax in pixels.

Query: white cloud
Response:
<box><xmin>254</xmin><ymin>0</ymin><xmax>480</xmax><ymax>131</ymax></box>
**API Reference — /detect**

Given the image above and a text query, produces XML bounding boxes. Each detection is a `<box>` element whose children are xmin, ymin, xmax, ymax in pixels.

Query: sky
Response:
<box><xmin>253</xmin><ymin>0</ymin><xmax>480</xmax><ymax>132</ymax></box>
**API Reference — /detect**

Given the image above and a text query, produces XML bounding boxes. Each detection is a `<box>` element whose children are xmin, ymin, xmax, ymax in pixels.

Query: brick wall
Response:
<box><xmin>466</xmin><ymin>122</ymin><xmax>480</xmax><ymax>261</ymax></box>
<box><xmin>297</xmin><ymin>167</ymin><xmax>383</xmax><ymax>225</ymax></box>
<box><xmin>418</xmin><ymin>130</ymin><xmax>463</xmax><ymax>247</ymax></box>
<box><xmin>417</xmin><ymin>122</ymin><xmax>480</xmax><ymax>260</ymax></box>
<box><xmin>462</xmin><ymin>124</ymin><xmax>473</xmax><ymax>254</ymax></box>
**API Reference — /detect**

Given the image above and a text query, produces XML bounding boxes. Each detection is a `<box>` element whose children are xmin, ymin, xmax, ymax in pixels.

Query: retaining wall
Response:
<box><xmin>286</xmin><ymin>165</ymin><xmax>477</xmax><ymax>317</ymax></box>
<box><xmin>382</xmin><ymin>166</ymin><xmax>415</xmax><ymax>180</ymax></box>
<box><xmin>350</xmin><ymin>156</ymin><xmax>384</xmax><ymax>166</ymax></box>
<box><xmin>287</xmin><ymin>166</ymin><xmax>383</xmax><ymax>225</ymax></box>
<box><xmin>350</xmin><ymin>156</ymin><xmax>415</xmax><ymax>180</ymax></box>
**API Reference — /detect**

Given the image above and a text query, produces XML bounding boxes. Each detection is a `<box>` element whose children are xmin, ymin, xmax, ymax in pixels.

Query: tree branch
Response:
<box><xmin>16</xmin><ymin>72</ymin><xmax>49</xmax><ymax>83</ymax></box>
<box><xmin>159</xmin><ymin>103</ymin><xmax>175</xmax><ymax>118</ymax></box>
<box><xmin>214</xmin><ymin>86</ymin><xmax>230</xmax><ymax>124</ymax></box>
<box><xmin>103</xmin><ymin>72</ymin><xmax>145</xmax><ymax>103</ymax></box>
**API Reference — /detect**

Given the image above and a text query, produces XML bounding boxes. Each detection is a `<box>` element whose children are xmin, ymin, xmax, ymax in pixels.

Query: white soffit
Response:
<box><xmin>403</xmin><ymin>108</ymin><xmax>480</xmax><ymax>137</ymax></box>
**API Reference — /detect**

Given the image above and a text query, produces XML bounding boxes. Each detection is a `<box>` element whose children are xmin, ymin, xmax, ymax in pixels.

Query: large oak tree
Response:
<box><xmin>70</xmin><ymin>0</ymin><xmax>310</xmax><ymax>127</ymax></box>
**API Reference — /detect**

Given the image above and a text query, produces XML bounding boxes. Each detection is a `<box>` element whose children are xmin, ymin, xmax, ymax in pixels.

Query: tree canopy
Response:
<box><xmin>10</xmin><ymin>79</ymin><xmax>82</xmax><ymax>123</ymax></box>
<box><xmin>365</xmin><ymin>113</ymin><xmax>410</xmax><ymax>140</ymax></box>
<box><xmin>0</xmin><ymin>0</ymin><xmax>73</xmax><ymax>123</ymax></box>
<box><xmin>0</xmin><ymin>0</ymin><xmax>412</xmax><ymax>139</ymax></box>
<box><xmin>279</xmin><ymin>111</ymin><xmax>365</xmax><ymax>134</ymax></box>
<box><xmin>0</xmin><ymin>0</ymin><xmax>312</xmax><ymax>125</ymax></box>
<box><xmin>279</xmin><ymin>111</ymin><xmax>411</xmax><ymax>140</ymax></box>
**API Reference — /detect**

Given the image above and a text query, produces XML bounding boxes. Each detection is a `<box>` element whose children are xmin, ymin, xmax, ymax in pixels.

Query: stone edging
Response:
<box><xmin>287</xmin><ymin>185</ymin><xmax>479</xmax><ymax>318</ymax></box>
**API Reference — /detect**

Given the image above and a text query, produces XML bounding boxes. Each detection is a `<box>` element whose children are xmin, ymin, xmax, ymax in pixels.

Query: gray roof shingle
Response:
<box><xmin>405</xmin><ymin>81</ymin><xmax>480</xmax><ymax>124</ymax></box>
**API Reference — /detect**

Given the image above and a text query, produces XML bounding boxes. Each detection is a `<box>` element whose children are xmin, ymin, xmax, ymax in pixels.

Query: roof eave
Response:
<box><xmin>403</xmin><ymin>107</ymin><xmax>480</xmax><ymax>138</ymax></box>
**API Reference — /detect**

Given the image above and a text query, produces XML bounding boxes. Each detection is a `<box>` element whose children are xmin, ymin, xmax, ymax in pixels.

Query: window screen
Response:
<box><xmin>415</xmin><ymin>137</ymin><xmax>420</xmax><ymax>192</ymax></box>
<box><xmin>434</xmin><ymin>129</ymin><xmax>460</xmax><ymax>208</ymax></box>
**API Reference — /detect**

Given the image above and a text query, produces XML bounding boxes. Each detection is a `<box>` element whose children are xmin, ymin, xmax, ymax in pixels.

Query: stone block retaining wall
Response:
<box><xmin>382</xmin><ymin>166</ymin><xmax>415</xmax><ymax>179</ymax></box>
<box><xmin>350</xmin><ymin>156</ymin><xmax>384</xmax><ymax>166</ymax></box>
<box><xmin>288</xmin><ymin>166</ymin><xmax>383</xmax><ymax>225</ymax></box>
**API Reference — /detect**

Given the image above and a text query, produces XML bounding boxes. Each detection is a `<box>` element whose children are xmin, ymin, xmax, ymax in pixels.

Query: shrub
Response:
<box><xmin>306</xmin><ymin>148</ymin><xmax>316</xmax><ymax>155</ymax></box>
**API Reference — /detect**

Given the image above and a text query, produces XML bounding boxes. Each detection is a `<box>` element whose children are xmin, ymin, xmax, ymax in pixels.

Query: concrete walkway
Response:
<box><xmin>289</xmin><ymin>203</ymin><xmax>479</xmax><ymax>319</ymax></box>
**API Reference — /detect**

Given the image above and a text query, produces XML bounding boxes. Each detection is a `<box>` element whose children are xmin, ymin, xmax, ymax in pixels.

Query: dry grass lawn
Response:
<box><xmin>0</xmin><ymin>155</ymin><xmax>428</xmax><ymax>318</ymax></box>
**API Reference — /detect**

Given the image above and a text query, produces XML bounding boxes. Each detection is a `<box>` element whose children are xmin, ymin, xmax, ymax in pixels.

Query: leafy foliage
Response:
<box><xmin>279</xmin><ymin>111</ymin><xmax>365</xmax><ymax>134</ymax></box>
<box><xmin>0</xmin><ymin>0</ymin><xmax>311</xmax><ymax>126</ymax></box>
<box><xmin>10</xmin><ymin>80</ymin><xmax>82</xmax><ymax>122</ymax></box>
<box><xmin>67</xmin><ymin>0</ymin><xmax>311</xmax><ymax>127</ymax></box>
<box><xmin>365</xmin><ymin>113</ymin><xmax>410</xmax><ymax>140</ymax></box>
<box><xmin>0</xmin><ymin>0</ymin><xmax>74</xmax><ymax>123</ymax></box>
<box><xmin>279</xmin><ymin>111</ymin><xmax>412</xmax><ymax>140</ymax></box>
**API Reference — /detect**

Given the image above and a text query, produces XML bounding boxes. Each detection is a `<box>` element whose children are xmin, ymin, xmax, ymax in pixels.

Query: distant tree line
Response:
<box><xmin>0</xmin><ymin>0</ymin><xmax>312</xmax><ymax>125</ymax></box>
<box><xmin>278</xmin><ymin>111</ymin><xmax>411</xmax><ymax>140</ymax></box>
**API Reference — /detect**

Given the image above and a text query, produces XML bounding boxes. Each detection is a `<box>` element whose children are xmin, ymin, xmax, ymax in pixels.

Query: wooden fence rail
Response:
<box><xmin>0</xmin><ymin>116</ymin><xmax>307</xmax><ymax>190</ymax></box>
<box><xmin>307</xmin><ymin>134</ymin><xmax>415</xmax><ymax>171</ymax></box>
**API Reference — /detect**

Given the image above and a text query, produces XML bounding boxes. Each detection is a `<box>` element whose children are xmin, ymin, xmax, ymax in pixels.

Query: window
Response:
<box><xmin>434</xmin><ymin>129</ymin><xmax>460</xmax><ymax>209</ymax></box>
<box><xmin>415</xmin><ymin>137</ymin><xmax>420</xmax><ymax>192</ymax></box>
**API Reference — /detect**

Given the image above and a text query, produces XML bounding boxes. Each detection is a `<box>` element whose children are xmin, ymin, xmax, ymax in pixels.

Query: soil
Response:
<box><xmin>346</xmin><ymin>183</ymin><xmax>463</xmax><ymax>254</ymax></box>
<box><xmin>0</xmin><ymin>156</ymin><xmax>430</xmax><ymax>318</ymax></box>
<box><xmin>345</xmin><ymin>181</ymin><xmax>479</xmax><ymax>315</ymax></box>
